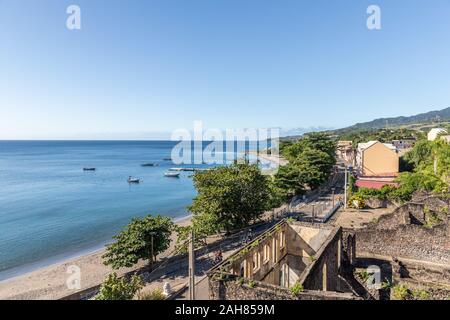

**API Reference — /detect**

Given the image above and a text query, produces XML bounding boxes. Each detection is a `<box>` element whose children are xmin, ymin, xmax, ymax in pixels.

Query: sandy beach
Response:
<box><xmin>0</xmin><ymin>216</ymin><xmax>192</xmax><ymax>300</ymax></box>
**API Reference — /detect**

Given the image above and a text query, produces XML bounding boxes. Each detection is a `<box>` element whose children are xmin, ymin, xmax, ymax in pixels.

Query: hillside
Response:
<box><xmin>333</xmin><ymin>107</ymin><xmax>450</xmax><ymax>134</ymax></box>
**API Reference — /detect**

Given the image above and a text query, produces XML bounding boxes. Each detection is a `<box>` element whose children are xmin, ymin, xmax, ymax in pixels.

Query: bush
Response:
<box><xmin>95</xmin><ymin>273</ymin><xmax>143</xmax><ymax>300</ymax></box>
<box><xmin>411</xmin><ymin>289</ymin><xmax>430</xmax><ymax>300</ymax></box>
<box><xmin>355</xmin><ymin>186</ymin><xmax>397</xmax><ymax>201</ymax></box>
<box><xmin>347</xmin><ymin>195</ymin><xmax>365</xmax><ymax>209</ymax></box>
<box><xmin>137</xmin><ymin>288</ymin><xmax>166</xmax><ymax>300</ymax></box>
<box><xmin>391</xmin><ymin>284</ymin><xmax>410</xmax><ymax>300</ymax></box>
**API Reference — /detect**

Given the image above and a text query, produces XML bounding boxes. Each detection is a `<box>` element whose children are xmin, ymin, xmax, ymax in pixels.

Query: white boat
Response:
<box><xmin>164</xmin><ymin>171</ymin><xmax>180</xmax><ymax>178</ymax></box>
<box><xmin>128</xmin><ymin>176</ymin><xmax>140</xmax><ymax>183</ymax></box>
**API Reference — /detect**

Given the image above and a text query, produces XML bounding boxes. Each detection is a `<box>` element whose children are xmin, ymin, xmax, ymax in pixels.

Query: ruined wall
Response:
<box><xmin>209</xmin><ymin>277</ymin><xmax>359</xmax><ymax>300</ymax></box>
<box><xmin>356</xmin><ymin>224</ymin><xmax>450</xmax><ymax>264</ymax></box>
<box><xmin>286</xmin><ymin>224</ymin><xmax>332</xmax><ymax>257</ymax></box>
<box><xmin>300</xmin><ymin>228</ymin><xmax>343</xmax><ymax>292</ymax></box>
<box><xmin>391</xmin><ymin>258</ymin><xmax>450</xmax><ymax>285</ymax></box>
<box><xmin>226</xmin><ymin>223</ymin><xmax>287</xmax><ymax>282</ymax></box>
<box><xmin>353</xmin><ymin>196</ymin><xmax>450</xmax><ymax>264</ymax></box>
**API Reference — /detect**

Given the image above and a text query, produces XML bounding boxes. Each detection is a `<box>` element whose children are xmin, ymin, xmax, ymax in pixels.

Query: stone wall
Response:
<box><xmin>355</xmin><ymin>224</ymin><xmax>450</xmax><ymax>264</ymax></box>
<box><xmin>347</xmin><ymin>194</ymin><xmax>450</xmax><ymax>297</ymax></box>
<box><xmin>209</xmin><ymin>276</ymin><xmax>359</xmax><ymax>300</ymax></box>
<box><xmin>391</xmin><ymin>258</ymin><xmax>450</xmax><ymax>285</ymax></box>
<box><xmin>353</xmin><ymin>196</ymin><xmax>450</xmax><ymax>264</ymax></box>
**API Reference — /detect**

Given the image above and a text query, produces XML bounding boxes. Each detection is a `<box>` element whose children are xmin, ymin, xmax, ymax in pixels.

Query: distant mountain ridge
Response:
<box><xmin>335</xmin><ymin>107</ymin><xmax>450</xmax><ymax>132</ymax></box>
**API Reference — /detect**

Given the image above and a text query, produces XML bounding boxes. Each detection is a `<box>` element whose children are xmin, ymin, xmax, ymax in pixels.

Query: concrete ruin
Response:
<box><xmin>208</xmin><ymin>193</ymin><xmax>450</xmax><ymax>300</ymax></box>
<box><xmin>207</xmin><ymin>220</ymin><xmax>361</xmax><ymax>300</ymax></box>
<box><xmin>347</xmin><ymin>194</ymin><xmax>450</xmax><ymax>299</ymax></box>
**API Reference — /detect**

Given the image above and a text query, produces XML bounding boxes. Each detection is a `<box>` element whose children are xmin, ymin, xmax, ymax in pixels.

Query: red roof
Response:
<box><xmin>355</xmin><ymin>179</ymin><xmax>399</xmax><ymax>190</ymax></box>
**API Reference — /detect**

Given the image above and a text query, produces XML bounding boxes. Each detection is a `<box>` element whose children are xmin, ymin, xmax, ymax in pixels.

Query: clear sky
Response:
<box><xmin>1</xmin><ymin>0</ymin><xmax>450</xmax><ymax>139</ymax></box>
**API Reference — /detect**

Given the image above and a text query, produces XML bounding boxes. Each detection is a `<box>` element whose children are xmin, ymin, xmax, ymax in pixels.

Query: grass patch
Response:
<box><xmin>290</xmin><ymin>282</ymin><xmax>305</xmax><ymax>296</ymax></box>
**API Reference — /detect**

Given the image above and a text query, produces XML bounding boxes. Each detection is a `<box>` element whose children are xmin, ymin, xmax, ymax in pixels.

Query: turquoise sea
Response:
<box><xmin>0</xmin><ymin>140</ymin><xmax>257</xmax><ymax>281</ymax></box>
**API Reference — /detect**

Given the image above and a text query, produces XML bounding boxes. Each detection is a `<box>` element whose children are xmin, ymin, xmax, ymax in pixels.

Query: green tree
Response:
<box><xmin>293</xmin><ymin>147</ymin><xmax>335</xmax><ymax>189</ymax></box>
<box><xmin>281</xmin><ymin>132</ymin><xmax>336</xmax><ymax>161</ymax></box>
<box><xmin>403</xmin><ymin>140</ymin><xmax>433</xmax><ymax>169</ymax></box>
<box><xmin>95</xmin><ymin>273</ymin><xmax>143</xmax><ymax>300</ymax></box>
<box><xmin>274</xmin><ymin>163</ymin><xmax>306</xmax><ymax>196</ymax></box>
<box><xmin>301</xmin><ymin>132</ymin><xmax>336</xmax><ymax>158</ymax></box>
<box><xmin>103</xmin><ymin>215</ymin><xmax>174</xmax><ymax>269</ymax></box>
<box><xmin>189</xmin><ymin>163</ymin><xmax>271</xmax><ymax>234</ymax></box>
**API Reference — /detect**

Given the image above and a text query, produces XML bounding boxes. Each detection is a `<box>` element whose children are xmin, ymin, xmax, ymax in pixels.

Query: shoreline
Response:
<box><xmin>0</xmin><ymin>214</ymin><xmax>192</xmax><ymax>300</ymax></box>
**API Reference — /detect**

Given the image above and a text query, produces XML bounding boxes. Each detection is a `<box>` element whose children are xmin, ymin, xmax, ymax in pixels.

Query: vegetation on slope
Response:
<box><xmin>332</xmin><ymin>107</ymin><xmax>450</xmax><ymax>133</ymax></box>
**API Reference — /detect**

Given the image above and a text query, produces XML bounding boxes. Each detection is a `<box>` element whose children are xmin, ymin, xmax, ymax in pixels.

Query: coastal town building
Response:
<box><xmin>207</xmin><ymin>220</ymin><xmax>360</xmax><ymax>300</ymax></box>
<box><xmin>440</xmin><ymin>135</ymin><xmax>450</xmax><ymax>144</ymax></box>
<box><xmin>336</xmin><ymin>141</ymin><xmax>354</xmax><ymax>164</ymax></box>
<box><xmin>391</xmin><ymin>139</ymin><xmax>414</xmax><ymax>150</ymax></box>
<box><xmin>354</xmin><ymin>141</ymin><xmax>399</xmax><ymax>190</ymax></box>
<box><xmin>428</xmin><ymin>128</ymin><xmax>448</xmax><ymax>141</ymax></box>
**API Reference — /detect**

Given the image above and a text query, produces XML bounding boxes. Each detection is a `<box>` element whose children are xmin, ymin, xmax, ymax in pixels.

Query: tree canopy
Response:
<box><xmin>103</xmin><ymin>215</ymin><xmax>174</xmax><ymax>269</ymax></box>
<box><xmin>188</xmin><ymin>163</ymin><xmax>271</xmax><ymax>234</ymax></box>
<box><xmin>276</xmin><ymin>133</ymin><xmax>336</xmax><ymax>196</ymax></box>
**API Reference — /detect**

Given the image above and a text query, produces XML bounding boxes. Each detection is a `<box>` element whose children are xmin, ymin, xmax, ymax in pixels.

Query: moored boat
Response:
<box><xmin>141</xmin><ymin>163</ymin><xmax>157</xmax><ymax>167</ymax></box>
<box><xmin>83</xmin><ymin>167</ymin><xmax>96</xmax><ymax>171</ymax></box>
<box><xmin>127</xmin><ymin>176</ymin><xmax>140</xmax><ymax>183</ymax></box>
<box><xmin>164</xmin><ymin>171</ymin><xmax>180</xmax><ymax>178</ymax></box>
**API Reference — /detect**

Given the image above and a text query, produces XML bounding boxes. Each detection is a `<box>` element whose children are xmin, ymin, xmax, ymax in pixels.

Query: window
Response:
<box><xmin>279</xmin><ymin>231</ymin><xmax>285</xmax><ymax>249</ymax></box>
<box><xmin>272</xmin><ymin>238</ymin><xmax>277</xmax><ymax>262</ymax></box>
<box><xmin>263</xmin><ymin>244</ymin><xmax>270</xmax><ymax>264</ymax></box>
<box><xmin>280</xmin><ymin>264</ymin><xmax>289</xmax><ymax>288</ymax></box>
<box><xmin>252</xmin><ymin>252</ymin><xmax>260</xmax><ymax>273</ymax></box>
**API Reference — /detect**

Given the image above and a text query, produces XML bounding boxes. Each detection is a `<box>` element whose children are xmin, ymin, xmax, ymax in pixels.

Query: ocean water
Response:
<box><xmin>0</xmin><ymin>140</ymin><xmax>257</xmax><ymax>281</ymax></box>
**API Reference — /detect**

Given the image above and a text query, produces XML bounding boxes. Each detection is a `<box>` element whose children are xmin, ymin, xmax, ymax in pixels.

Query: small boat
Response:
<box><xmin>83</xmin><ymin>167</ymin><xmax>96</xmax><ymax>171</ymax></box>
<box><xmin>163</xmin><ymin>158</ymin><xmax>172</xmax><ymax>161</ymax></box>
<box><xmin>164</xmin><ymin>171</ymin><xmax>180</xmax><ymax>178</ymax></box>
<box><xmin>127</xmin><ymin>176</ymin><xmax>140</xmax><ymax>183</ymax></box>
<box><xmin>141</xmin><ymin>163</ymin><xmax>157</xmax><ymax>167</ymax></box>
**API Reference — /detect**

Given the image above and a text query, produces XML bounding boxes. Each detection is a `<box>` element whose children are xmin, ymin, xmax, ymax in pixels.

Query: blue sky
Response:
<box><xmin>1</xmin><ymin>0</ymin><xmax>450</xmax><ymax>139</ymax></box>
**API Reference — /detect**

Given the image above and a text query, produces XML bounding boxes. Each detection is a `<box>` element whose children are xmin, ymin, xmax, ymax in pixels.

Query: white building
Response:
<box><xmin>428</xmin><ymin>128</ymin><xmax>448</xmax><ymax>141</ymax></box>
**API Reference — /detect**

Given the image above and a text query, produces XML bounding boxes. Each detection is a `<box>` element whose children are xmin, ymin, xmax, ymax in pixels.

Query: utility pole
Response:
<box><xmin>188</xmin><ymin>230</ymin><xmax>196</xmax><ymax>300</ymax></box>
<box><xmin>331</xmin><ymin>187</ymin><xmax>335</xmax><ymax>207</ymax></box>
<box><xmin>311</xmin><ymin>204</ymin><xmax>316</xmax><ymax>224</ymax></box>
<box><xmin>344</xmin><ymin>166</ymin><xmax>348</xmax><ymax>209</ymax></box>
<box><xmin>434</xmin><ymin>153</ymin><xmax>438</xmax><ymax>175</ymax></box>
<box><xmin>149</xmin><ymin>232</ymin><xmax>156</xmax><ymax>269</ymax></box>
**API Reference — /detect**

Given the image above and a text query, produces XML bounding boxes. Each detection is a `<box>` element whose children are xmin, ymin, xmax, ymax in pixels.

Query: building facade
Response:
<box><xmin>428</xmin><ymin>128</ymin><xmax>448</xmax><ymax>141</ymax></box>
<box><xmin>356</xmin><ymin>141</ymin><xmax>398</xmax><ymax>177</ymax></box>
